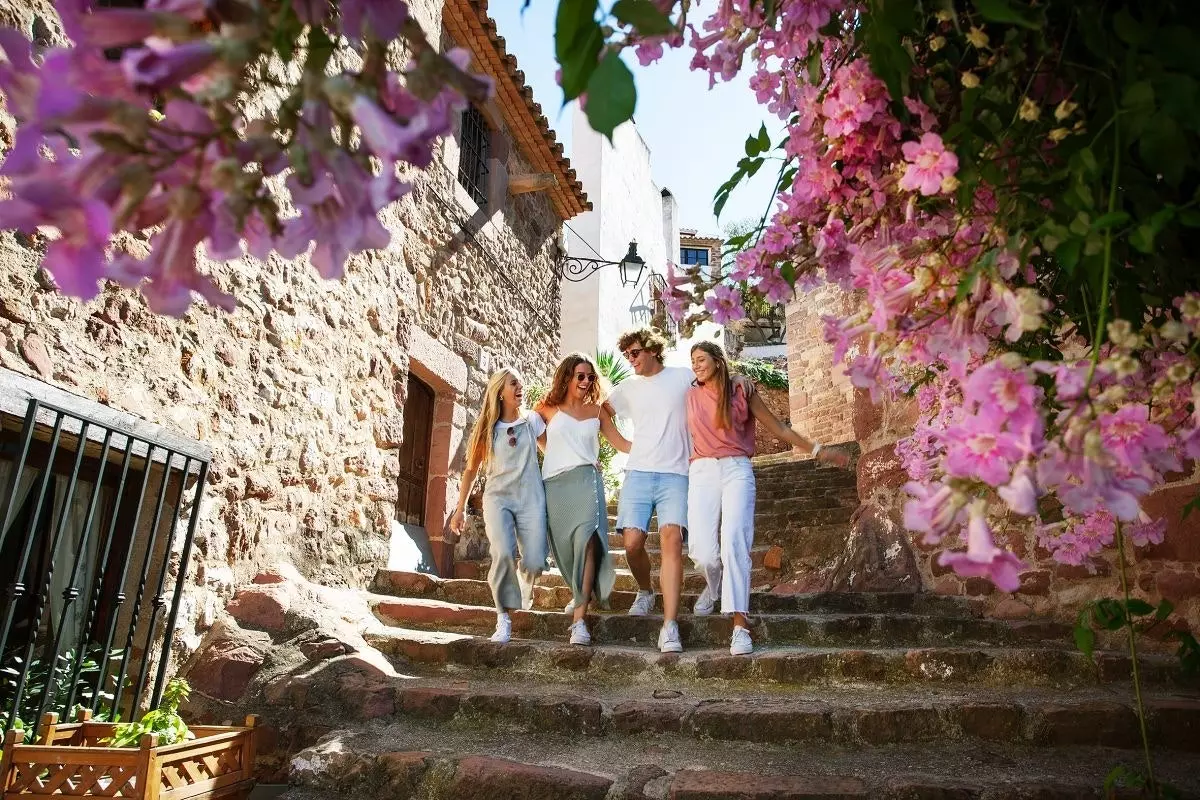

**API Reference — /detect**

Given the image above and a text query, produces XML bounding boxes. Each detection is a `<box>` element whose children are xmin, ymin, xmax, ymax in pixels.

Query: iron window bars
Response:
<box><xmin>457</xmin><ymin>104</ymin><xmax>491</xmax><ymax>208</ymax></box>
<box><xmin>0</xmin><ymin>398</ymin><xmax>209</xmax><ymax>739</ymax></box>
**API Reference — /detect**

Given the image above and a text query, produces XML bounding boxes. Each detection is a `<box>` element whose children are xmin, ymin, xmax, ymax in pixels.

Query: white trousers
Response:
<box><xmin>687</xmin><ymin>456</ymin><xmax>756</xmax><ymax>614</ymax></box>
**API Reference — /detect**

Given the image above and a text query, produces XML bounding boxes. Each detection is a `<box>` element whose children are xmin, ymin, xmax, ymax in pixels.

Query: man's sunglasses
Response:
<box><xmin>623</xmin><ymin>347</ymin><xmax>645</xmax><ymax>360</ymax></box>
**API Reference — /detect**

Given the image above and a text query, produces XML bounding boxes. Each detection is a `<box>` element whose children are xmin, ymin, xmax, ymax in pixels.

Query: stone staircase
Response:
<box><xmin>280</xmin><ymin>456</ymin><xmax>1200</xmax><ymax>799</ymax></box>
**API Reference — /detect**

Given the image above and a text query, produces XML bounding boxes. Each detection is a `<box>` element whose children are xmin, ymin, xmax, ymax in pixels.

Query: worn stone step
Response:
<box><xmin>754</xmin><ymin>494</ymin><xmax>858</xmax><ymax>511</ymax></box>
<box><xmin>370</xmin><ymin>680</ymin><xmax>1200</xmax><ymax>753</ymax></box>
<box><xmin>755</xmin><ymin>507</ymin><xmax>856</xmax><ymax>527</ymax></box>
<box><xmin>369</xmin><ymin>597</ymin><xmax>1075</xmax><ymax>649</ymax></box>
<box><xmin>286</xmin><ymin>721</ymin><xmax>1200</xmax><ymax>800</ymax></box>
<box><xmin>371</xmin><ymin>573</ymin><xmax>980</xmax><ymax>618</ymax></box>
<box><xmin>537</xmin><ymin>567</ymin><xmax>771</xmax><ymax>595</ymax></box>
<box><xmin>365</xmin><ymin>627</ymin><xmax>1190</xmax><ymax>690</ymax></box>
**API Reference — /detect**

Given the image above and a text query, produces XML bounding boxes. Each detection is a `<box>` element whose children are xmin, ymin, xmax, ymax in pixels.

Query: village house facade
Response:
<box><xmin>0</xmin><ymin>0</ymin><xmax>587</xmax><ymax>723</ymax></box>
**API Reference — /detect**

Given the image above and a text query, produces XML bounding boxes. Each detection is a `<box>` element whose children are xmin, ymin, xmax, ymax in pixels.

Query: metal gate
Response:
<box><xmin>0</xmin><ymin>398</ymin><xmax>209</xmax><ymax>739</ymax></box>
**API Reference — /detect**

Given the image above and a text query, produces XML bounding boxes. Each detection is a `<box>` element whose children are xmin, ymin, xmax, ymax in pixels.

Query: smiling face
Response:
<box><xmin>622</xmin><ymin>341</ymin><xmax>655</xmax><ymax>376</ymax></box>
<box><xmin>571</xmin><ymin>362</ymin><xmax>598</xmax><ymax>400</ymax></box>
<box><xmin>499</xmin><ymin>372</ymin><xmax>524</xmax><ymax>412</ymax></box>
<box><xmin>691</xmin><ymin>348</ymin><xmax>718</xmax><ymax>384</ymax></box>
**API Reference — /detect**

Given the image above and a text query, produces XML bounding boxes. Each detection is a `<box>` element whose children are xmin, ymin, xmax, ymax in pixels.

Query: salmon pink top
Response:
<box><xmin>686</xmin><ymin>380</ymin><xmax>756</xmax><ymax>461</ymax></box>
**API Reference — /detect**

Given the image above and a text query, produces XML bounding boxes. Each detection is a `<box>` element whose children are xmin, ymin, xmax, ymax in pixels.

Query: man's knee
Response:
<box><xmin>658</xmin><ymin>524</ymin><xmax>684</xmax><ymax>553</ymax></box>
<box><xmin>623</xmin><ymin>529</ymin><xmax>647</xmax><ymax>557</ymax></box>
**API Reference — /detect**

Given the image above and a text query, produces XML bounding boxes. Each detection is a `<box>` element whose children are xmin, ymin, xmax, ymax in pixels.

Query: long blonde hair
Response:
<box><xmin>465</xmin><ymin>366</ymin><xmax>522</xmax><ymax>471</ymax></box>
<box><xmin>691</xmin><ymin>341</ymin><xmax>734</xmax><ymax>430</ymax></box>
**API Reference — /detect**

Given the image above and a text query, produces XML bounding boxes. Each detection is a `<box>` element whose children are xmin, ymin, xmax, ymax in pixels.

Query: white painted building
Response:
<box><xmin>559</xmin><ymin>106</ymin><xmax>680</xmax><ymax>359</ymax></box>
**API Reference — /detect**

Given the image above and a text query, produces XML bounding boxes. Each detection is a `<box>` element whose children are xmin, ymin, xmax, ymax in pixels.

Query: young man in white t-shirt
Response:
<box><xmin>607</xmin><ymin>327</ymin><xmax>694</xmax><ymax>653</ymax></box>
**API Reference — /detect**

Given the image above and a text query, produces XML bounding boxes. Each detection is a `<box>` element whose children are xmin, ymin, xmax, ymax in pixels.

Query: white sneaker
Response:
<box><xmin>564</xmin><ymin>598</ymin><xmax>577</xmax><ymax>614</ymax></box>
<box><xmin>490</xmin><ymin>612</ymin><xmax>512</xmax><ymax>643</ymax></box>
<box><xmin>730</xmin><ymin>625</ymin><xmax>753</xmax><ymax>656</ymax></box>
<box><xmin>658</xmin><ymin>621</ymin><xmax>683</xmax><ymax>654</ymax></box>
<box><xmin>568</xmin><ymin>619</ymin><xmax>591</xmax><ymax>646</ymax></box>
<box><xmin>693</xmin><ymin>585</ymin><xmax>718</xmax><ymax>616</ymax></box>
<box><xmin>628</xmin><ymin>590</ymin><xmax>655</xmax><ymax>616</ymax></box>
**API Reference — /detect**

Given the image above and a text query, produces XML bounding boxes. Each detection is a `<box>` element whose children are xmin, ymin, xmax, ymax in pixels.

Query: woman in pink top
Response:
<box><xmin>686</xmin><ymin>342</ymin><xmax>849</xmax><ymax>655</ymax></box>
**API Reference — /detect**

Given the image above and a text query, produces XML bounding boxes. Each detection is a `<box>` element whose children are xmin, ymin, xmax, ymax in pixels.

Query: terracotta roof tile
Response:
<box><xmin>442</xmin><ymin>1</ymin><xmax>590</xmax><ymax>220</ymax></box>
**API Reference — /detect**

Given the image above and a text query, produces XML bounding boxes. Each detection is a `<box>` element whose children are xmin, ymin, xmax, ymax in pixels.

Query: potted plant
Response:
<box><xmin>1</xmin><ymin>679</ymin><xmax>258</xmax><ymax>799</ymax></box>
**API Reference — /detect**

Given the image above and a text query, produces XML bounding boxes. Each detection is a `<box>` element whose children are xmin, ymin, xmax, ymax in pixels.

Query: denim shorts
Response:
<box><xmin>616</xmin><ymin>470</ymin><xmax>689</xmax><ymax>536</ymax></box>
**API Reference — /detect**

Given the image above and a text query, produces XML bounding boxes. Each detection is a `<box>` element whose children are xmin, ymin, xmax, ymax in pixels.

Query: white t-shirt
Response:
<box><xmin>608</xmin><ymin>366</ymin><xmax>694</xmax><ymax>475</ymax></box>
<box><xmin>494</xmin><ymin>411</ymin><xmax>545</xmax><ymax>438</ymax></box>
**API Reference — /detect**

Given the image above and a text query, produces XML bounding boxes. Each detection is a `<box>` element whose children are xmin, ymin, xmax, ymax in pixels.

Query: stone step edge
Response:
<box><xmin>363</xmin><ymin>628</ymin><xmax>1190</xmax><ymax>689</ymax></box>
<box><xmin>368</xmin><ymin>683</ymin><xmax>1199</xmax><ymax>752</ymax></box>
<box><xmin>289</xmin><ymin>746</ymin><xmax>1199</xmax><ymax>800</ymax></box>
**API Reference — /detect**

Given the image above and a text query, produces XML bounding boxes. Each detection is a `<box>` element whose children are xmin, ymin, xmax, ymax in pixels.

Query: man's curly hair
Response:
<box><xmin>616</xmin><ymin>327</ymin><xmax>669</xmax><ymax>363</ymax></box>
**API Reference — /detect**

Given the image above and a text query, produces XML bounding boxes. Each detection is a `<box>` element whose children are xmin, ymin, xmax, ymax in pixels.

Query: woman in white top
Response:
<box><xmin>450</xmin><ymin>367</ymin><xmax>548</xmax><ymax>644</ymax></box>
<box><xmin>535</xmin><ymin>353</ymin><xmax>630</xmax><ymax>646</ymax></box>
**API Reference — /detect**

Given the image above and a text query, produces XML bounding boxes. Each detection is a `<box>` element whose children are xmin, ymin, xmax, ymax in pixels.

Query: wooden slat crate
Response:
<box><xmin>0</xmin><ymin>712</ymin><xmax>258</xmax><ymax>800</ymax></box>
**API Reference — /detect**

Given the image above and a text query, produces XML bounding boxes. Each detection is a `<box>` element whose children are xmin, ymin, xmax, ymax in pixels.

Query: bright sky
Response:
<box><xmin>489</xmin><ymin>3</ymin><xmax>780</xmax><ymax>238</ymax></box>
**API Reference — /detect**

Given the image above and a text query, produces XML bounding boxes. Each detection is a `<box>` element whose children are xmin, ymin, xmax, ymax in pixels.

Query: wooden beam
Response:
<box><xmin>508</xmin><ymin>173</ymin><xmax>558</xmax><ymax>195</ymax></box>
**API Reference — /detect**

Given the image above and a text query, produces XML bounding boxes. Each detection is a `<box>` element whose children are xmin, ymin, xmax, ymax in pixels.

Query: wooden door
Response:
<box><xmin>396</xmin><ymin>373</ymin><xmax>434</xmax><ymax>526</ymax></box>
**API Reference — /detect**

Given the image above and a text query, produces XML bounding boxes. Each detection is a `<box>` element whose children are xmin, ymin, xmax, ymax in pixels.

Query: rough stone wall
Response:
<box><xmin>0</xmin><ymin>0</ymin><xmax>563</xmax><ymax>661</ymax></box>
<box><xmin>753</xmin><ymin>385</ymin><xmax>791</xmax><ymax>457</ymax></box>
<box><xmin>785</xmin><ymin>285</ymin><xmax>856</xmax><ymax>451</ymax></box>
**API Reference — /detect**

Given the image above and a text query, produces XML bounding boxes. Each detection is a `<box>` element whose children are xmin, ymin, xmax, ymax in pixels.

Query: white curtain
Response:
<box><xmin>0</xmin><ymin>459</ymin><xmax>40</xmax><ymax>547</ymax></box>
<box><xmin>48</xmin><ymin>476</ymin><xmax>112</xmax><ymax>649</ymax></box>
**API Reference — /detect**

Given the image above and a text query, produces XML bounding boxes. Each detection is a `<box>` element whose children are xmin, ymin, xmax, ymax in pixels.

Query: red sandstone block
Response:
<box><xmin>670</xmin><ymin>770</ymin><xmax>867</xmax><ymax>799</ymax></box>
<box><xmin>448</xmin><ymin>756</ymin><xmax>612</xmax><ymax>800</ymax></box>
<box><xmin>374</xmin><ymin>599</ymin><xmax>495</xmax><ymax>629</ymax></box>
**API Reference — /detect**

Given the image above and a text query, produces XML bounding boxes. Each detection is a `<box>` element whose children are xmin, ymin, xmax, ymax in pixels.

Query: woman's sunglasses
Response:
<box><xmin>575</xmin><ymin>374</ymin><xmax>596</xmax><ymax>384</ymax></box>
<box><xmin>506</xmin><ymin>426</ymin><xmax>518</xmax><ymax>447</ymax></box>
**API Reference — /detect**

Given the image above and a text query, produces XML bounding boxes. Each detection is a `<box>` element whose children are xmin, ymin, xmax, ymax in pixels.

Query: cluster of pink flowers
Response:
<box><xmin>657</xmin><ymin>0</ymin><xmax>1199</xmax><ymax>590</ymax></box>
<box><xmin>0</xmin><ymin>0</ymin><xmax>488</xmax><ymax>314</ymax></box>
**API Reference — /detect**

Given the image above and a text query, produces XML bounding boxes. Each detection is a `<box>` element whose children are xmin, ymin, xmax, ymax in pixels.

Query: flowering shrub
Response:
<box><xmin>561</xmin><ymin>0</ymin><xmax>1200</xmax><ymax>595</ymax></box>
<box><xmin>0</xmin><ymin>0</ymin><xmax>490</xmax><ymax>315</ymax></box>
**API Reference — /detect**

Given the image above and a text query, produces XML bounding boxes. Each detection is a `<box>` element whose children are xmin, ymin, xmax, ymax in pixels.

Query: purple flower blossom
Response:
<box><xmin>122</xmin><ymin>38</ymin><xmax>220</xmax><ymax>91</ymax></box>
<box><xmin>703</xmin><ymin>283</ymin><xmax>746</xmax><ymax>325</ymax></box>
<box><xmin>937</xmin><ymin>501</ymin><xmax>1028</xmax><ymax>592</ymax></box>
<box><xmin>339</xmin><ymin>0</ymin><xmax>408</xmax><ymax>43</ymax></box>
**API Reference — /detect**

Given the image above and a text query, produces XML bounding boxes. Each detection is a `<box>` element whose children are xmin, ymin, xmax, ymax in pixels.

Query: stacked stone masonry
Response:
<box><xmin>0</xmin><ymin>0</ymin><xmax>581</xmax><ymax>667</ymax></box>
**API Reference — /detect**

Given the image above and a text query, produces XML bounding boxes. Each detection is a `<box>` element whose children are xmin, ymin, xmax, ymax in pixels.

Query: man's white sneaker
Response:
<box><xmin>568</xmin><ymin>619</ymin><xmax>591</xmax><ymax>646</ymax></box>
<box><xmin>628</xmin><ymin>590</ymin><xmax>655</xmax><ymax>616</ymax></box>
<box><xmin>564</xmin><ymin>598</ymin><xmax>577</xmax><ymax>614</ymax></box>
<box><xmin>658</xmin><ymin>621</ymin><xmax>684</xmax><ymax>653</ymax></box>
<box><xmin>693</xmin><ymin>585</ymin><xmax>717</xmax><ymax>616</ymax></box>
<box><xmin>490</xmin><ymin>612</ymin><xmax>512</xmax><ymax>643</ymax></box>
<box><xmin>729</xmin><ymin>625</ymin><xmax>753</xmax><ymax>656</ymax></box>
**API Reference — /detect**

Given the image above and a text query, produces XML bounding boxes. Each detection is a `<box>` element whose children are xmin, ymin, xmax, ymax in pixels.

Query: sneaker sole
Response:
<box><xmin>659</xmin><ymin>643</ymin><xmax>684</xmax><ymax>654</ymax></box>
<box><xmin>729</xmin><ymin>646</ymin><xmax>753</xmax><ymax>656</ymax></box>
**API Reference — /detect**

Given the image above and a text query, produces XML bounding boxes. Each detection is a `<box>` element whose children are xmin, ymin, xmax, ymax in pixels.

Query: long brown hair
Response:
<box><xmin>539</xmin><ymin>352</ymin><xmax>604</xmax><ymax>410</ymax></box>
<box><xmin>465</xmin><ymin>367</ymin><xmax>522</xmax><ymax>471</ymax></box>
<box><xmin>691</xmin><ymin>341</ymin><xmax>734</xmax><ymax>430</ymax></box>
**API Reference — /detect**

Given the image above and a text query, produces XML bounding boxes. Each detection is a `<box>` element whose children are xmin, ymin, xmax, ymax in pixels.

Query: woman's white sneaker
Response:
<box><xmin>628</xmin><ymin>590</ymin><xmax>655</xmax><ymax>616</ymax></box>
<box><xmin>568</xmin><ymin>619</ymin><xmax>591</xmax><ymax>646</ymax></box>
<box><xmin>692</xmin><ymin>585</ymin><xmax>717</xmax><ymax>616</ymax></box>
<box><xmin>729</xmin><ymin>625</ymin><xmax>753</xmax><ymax>656</ymax></box>
<box><xmin>490</xmin><ymin>612</ymin><xmax>512</xmax><ymax>643</ymax></box>
<box><xmin>658</xmin><ymin>621</ymin><xmax>684</xmax><ymax>653</ymax></box>
<box><xmin>564</xmin><ymin>598</ymin><xmax>577</xmax><ymax>614</ymax></box>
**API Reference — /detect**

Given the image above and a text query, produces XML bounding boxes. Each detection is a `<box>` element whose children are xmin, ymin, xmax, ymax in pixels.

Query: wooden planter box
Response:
<box><xmin>1</xmin><ymin>712</ymin><xmax>258</xmax><ymax>800</ymax></box>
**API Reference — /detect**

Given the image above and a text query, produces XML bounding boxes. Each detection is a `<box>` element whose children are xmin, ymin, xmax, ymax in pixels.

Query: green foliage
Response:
<box><xmin>584</xmin><ymin>51</ymin><xmax>638</xmax><ymax>141</ymax></box>
<box><xmin>1073</xmin><ymin>597</ymin><xmax>1197</xmax><ymax>675</ymax></box>
<box><xmin>732</xmin><ymin>358</ymin><xmax>789</xmax><ymax>390</ymax></box>
<box><xmin>106</xmin><ymin>678</ymin><xmax>192</xmax><ymax>748</ymax></box>
<box><xmin>1</xmin><ymin>647</ymin><xmax>122</xmax><ymax>731</ymax></box>
<box><xmin>595</xmin><ymin>349</ymin><xmax>631</xmax><ymax>494</ymax></box>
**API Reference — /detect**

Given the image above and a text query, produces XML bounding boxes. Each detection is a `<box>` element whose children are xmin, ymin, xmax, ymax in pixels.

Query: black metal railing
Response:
<box><xmin>0</xmin><ymin>399</ymin><xmax>208</xmax><ymax>739</ymax></box>
<box><xmin>457</xmin><ymin>104</ymin><xmax>491</xmax><ymax>207</ymax></box>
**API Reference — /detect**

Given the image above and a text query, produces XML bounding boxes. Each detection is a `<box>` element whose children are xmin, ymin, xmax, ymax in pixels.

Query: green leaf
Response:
<box><xmin>1121</xmin><ymin>81</ymin><xmax>1155</xmax><ymax>114</ymax></box>
<box><xmin>1056</xmin><ymin>237</ymin><xmax>1082</xmax><ymax>273</ymax></box>
<box><xmin>756</xmin><ymin>123</ymin><xmax>771</xmax><ymax>152</ymax></box>
<box><xmin>1181</xmin><ymin>493</ymin><xmax>1200</xmax><ymax>520</ymax></box>
<box><xmin>1112</xmin><ymin>8</ymin><xmax>1149</xmax><ymax>46</ymax></box>
<box><xmin>584</xmin><ymin>51</ymin><xmax>636</xmax><ymax>139</ymax></box>
<box><xmin>1073</xmin><ymin>622</ymin><xmax>1096</xmax><ymax>661</ymax></box>
<box><xmin>1090</xmin><ymin>211</ymin><xmax>1130</xmax><ymax>231</ymax></box>
<box><xmin>556</xmin><ymin>0</ymin><xmax>602</xmax><ymax>101</ymax></box>
<box><xmin>1130</xmin><ymin>223</ymin><xmax>1157</xmax><ymax>253</ymax></box>
<box><xmin>1138</xmin><ymin>116</ymin><xmax>1189</xmax><ymax>186</ymax></box>
<box><xmin>611</xmin><ymin>0</ymin><xmax>675</xmax><ymax>36</ymax></box>
<box><xmin>1156</xmin><ymin>600</ymin><xmax>1176</xmax><ymax>622</ymax></box>
<box><xmin>745</xmin><ymin>130</ymin><xmax>765</xmax><ymax>157</ymax></box>
<box><xmin>1094</xmin><ymin>598</ymin><xmax>1126</xmax><ymax>630</ymax></box>
<box><xmin>1125</xmin><ymin>598</ymin><xmax>1154</xmax><ymax>617</ymax></box>
<box><xmin>971</xmin><ymin>0</ymin><xmax>1043</xmax><ymax>29</ymax></box>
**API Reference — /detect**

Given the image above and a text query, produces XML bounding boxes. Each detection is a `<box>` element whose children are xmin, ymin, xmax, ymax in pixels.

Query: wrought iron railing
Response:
<box><xmin>0</xmin><ymin>398</ymin><xmax>208</xmax><ymax>739</ymax></box>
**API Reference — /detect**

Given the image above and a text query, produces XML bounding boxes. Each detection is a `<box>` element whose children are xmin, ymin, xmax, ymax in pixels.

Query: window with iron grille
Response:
<box><xmin>680</xmin><ymin>247</ymin><xmax>710</xmax><ymax>266</ymax></box>
<box><xmin>457</xmin><ymin>105</ymin><xmax>491</xmax><ymax>208</ymax></box>
<box><xmin>0</xmin><ymin>372</ymin><xmax>209</xmax><ymax>738</ymax></box>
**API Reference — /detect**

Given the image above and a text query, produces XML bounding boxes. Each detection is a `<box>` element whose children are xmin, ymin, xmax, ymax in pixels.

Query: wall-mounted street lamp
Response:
<box><xmin>557</xmin><ymin>241</ymin><xmax>646</xmax><ymax>287</ymax></box>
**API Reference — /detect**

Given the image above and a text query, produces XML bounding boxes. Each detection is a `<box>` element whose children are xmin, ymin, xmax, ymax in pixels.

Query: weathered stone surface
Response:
<box><xmin>612</xmin><ymin>700</ymin><xmax>688</xmax><ymax>734</ymax></box>
<box><xmin>182</xmin><ymin>619</ymin><xmax>270</xmax><ymax>702</ymax></box>
<box><xmin>853</xmin><ymin>706</ymin><xmax>943</xmax><ymax>744</ymax></box>
<box><xmin>226</xmin><ymin>584</ymin><xmax>293</xmax><ymax>632</ymax></box>
<box><xmin>19</xmin><ymin>332</ymin><xmax>52</xmax><ymax>378</ymax></box>
<box><xmin>690</xmin><ymin>702</ymin><xmax>831</xmax><ymax>743</ymax></box>
<box><xmin>671</xmin><ymin>770</ymin><xmax>867</xmax><ymax>799</ymax></box>
<box><xmin>447</xmin><ymin>756</ymin><xmax>612</xmax><ymax>800</ymax></box>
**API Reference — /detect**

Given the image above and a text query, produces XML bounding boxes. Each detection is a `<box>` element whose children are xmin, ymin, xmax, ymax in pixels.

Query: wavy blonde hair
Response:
<box><xmin>465</xmin><ymin>366</ymin><xmax>523</xmax><ymax>471</ymax></box>
<box><xmin>691</xmin><ymin>341</ymin><xmax>734</xmax><ymax>430</ymax></box>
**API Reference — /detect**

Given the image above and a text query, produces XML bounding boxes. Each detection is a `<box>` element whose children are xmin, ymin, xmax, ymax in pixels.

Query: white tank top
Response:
<box><xmin>541</xmin><ymin>411</ymin><xmax>601</xmax><ymax>480</ymax></box>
